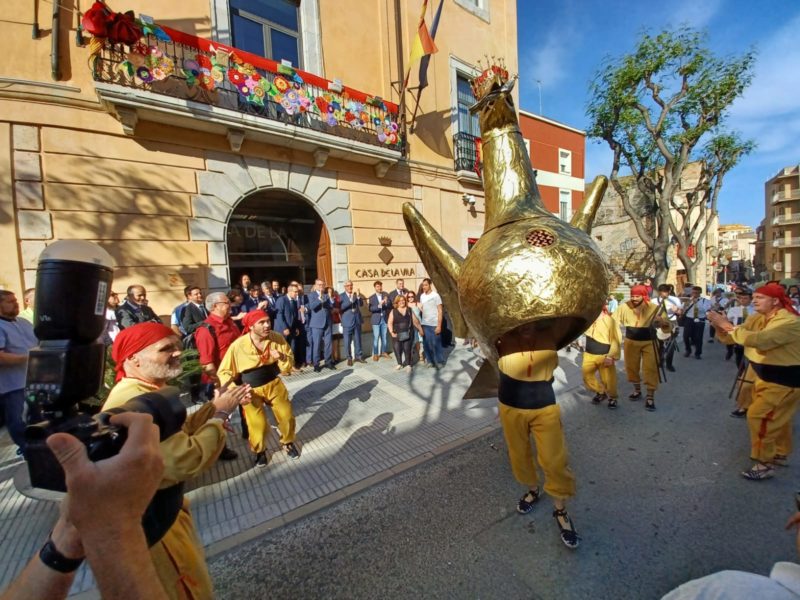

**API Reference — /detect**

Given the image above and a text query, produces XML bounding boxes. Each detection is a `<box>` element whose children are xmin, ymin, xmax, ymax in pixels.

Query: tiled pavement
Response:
<box><xmin>0</xmin><ymin>345</ymin><xmax>585</xmax><ymax>596</ymax></box>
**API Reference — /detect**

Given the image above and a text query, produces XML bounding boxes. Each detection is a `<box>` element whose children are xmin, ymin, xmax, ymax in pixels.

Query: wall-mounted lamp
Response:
<box><xmin>462</xmin><ymin>193</ymin><xmax>476</xmax><ymax>207</ymax></box>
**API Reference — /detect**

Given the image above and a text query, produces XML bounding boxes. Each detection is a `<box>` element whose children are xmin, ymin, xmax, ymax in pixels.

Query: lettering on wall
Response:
<box><xmin>354</xmin><ymin>268</ymin><xmax>416</xmax><ymax>279</ymax></box>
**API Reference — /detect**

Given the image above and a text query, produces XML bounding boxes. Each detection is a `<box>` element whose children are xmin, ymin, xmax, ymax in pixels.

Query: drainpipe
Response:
<box><xmin>51</xmin><ymin>0</ymin><xmax>61</xmax><ymax>80</ymax></box>
<box><xmin>32</xmin><ymin>0</ymin><xmax>39</xmax><ymax>38</ymax></box>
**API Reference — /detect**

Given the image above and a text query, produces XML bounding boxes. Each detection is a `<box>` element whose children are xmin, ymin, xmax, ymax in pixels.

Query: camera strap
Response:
<box><xmin>142</xmin><ymin>483</ymin><xmax>185</xmax><ymax>547</ymax></box>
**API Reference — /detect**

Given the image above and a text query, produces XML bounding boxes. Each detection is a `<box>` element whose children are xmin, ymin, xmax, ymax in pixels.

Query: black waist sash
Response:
<box><xmin>625</xmin><ymin>327</ymin><xmax>653</xmax><ymax>341</ymax></box>
<box><xmin>142</xmin><ymin>483</ymin><xmax>184</xmax><ymax>547</ymax></box>
<box><xmin>498</xmin><ymin>373</ymin><xmax>556</xmax><ymax>410</ymax></box>
<box><xmin>235</xmin><ymin>362</ymin><xmax>280</xmax><ymax>387</ymax></box>
<box><xmin>750</xmin><ymin>362</ymin><xmax>800</xmax><ymax>388</ymax></box>
<box><xmin>585</xmin><ymin>336</ymin><xmax>611</xmax><ymax>355</ymax></box>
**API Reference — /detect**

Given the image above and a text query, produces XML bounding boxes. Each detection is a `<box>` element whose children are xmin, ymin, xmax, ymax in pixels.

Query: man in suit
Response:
<box><xmin>274</xmin><ymin>283</ymin><xmax>302</xmax><ymax>371</ymax></box>
<box><xmin>308</xmin><ymin>278</ymin><xmax>335</xmax><ymax>372</ymax></box>
<box><xmin>180</xmin><ymin>286</ymin><xmax>209</xmax><ymax>336</ymax></box>
<box><xmin>116</xmin><ymin>285</ymin><xmax>161</xmax><ymax>329</ymax></box>
<box><xmin>388</xmin><ymin>278</ymin><xmax>407</xmax><ymax>305</ymax></box>
<box><xmin>340</xmin><ymin>280</ymin><xmax>366</xmax><ymax>366</ymax></box>
<box><xmin>292</xmin><ymin>280</ymin><xmax>311</xmax><ymax>368</ymax></box>
<box><xmin>368</xmin><ymin>280</ymin><xmax>392</xmax><ymax>360</ymax></box>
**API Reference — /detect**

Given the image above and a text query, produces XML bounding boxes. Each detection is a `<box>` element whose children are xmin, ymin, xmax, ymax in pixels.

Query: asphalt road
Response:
<box><xmin>208</xmin><ymin>339</ymin><xmax>799</xmax><ymax>599</ymax></box>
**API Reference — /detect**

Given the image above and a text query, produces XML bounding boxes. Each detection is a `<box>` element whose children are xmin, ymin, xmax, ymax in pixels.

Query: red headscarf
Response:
<box><xmin>754</xmin><ymin>283</ymin><xmax>800</xmax><ymax>316</ymax></box>
<box><xmin>111</xmin><ymin>322</ymin><xmax>176</xmax><ymax>382</ymax></box>
<box><xmin>242</xmin><ymin>309</ymin><xmax>269</xmax><ymax>334</ymax></box>
<box><xmin>630</xmin><ymin>285</ymin><xmax>650</xmax><ymax>302</ymax></box>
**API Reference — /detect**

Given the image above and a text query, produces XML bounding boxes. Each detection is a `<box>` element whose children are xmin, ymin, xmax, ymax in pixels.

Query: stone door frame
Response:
<box><xmin>189</xmin><ymin>151</ymin><xmax>352</xmax><ymax>290</ymax></box>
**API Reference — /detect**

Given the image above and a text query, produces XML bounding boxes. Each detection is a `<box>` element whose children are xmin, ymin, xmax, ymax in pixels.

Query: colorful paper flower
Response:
<box><xmin>136</xmin><ymin>66</ymin><xmax>154</xmax><ymax>82</ymax></box>
<box><xmin>210</xmin><ymin>67</ymin><xmax>224</xmax><ymax>82</ymax></box>
<box><xmin>228</xmin><ymin>69</ymin><xmax>245</xmax><ymax>86</ymax></box>
<box><xmin>273</xmin><ymin>76</ymin><xmax>290</xmax><ymax>92</ymax></box>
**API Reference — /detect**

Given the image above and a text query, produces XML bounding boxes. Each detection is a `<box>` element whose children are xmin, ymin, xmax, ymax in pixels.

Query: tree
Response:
<box><xmin>587</xmin><ymin>27</ymin><xmax>756</xmax><ymax>285</ymax></box>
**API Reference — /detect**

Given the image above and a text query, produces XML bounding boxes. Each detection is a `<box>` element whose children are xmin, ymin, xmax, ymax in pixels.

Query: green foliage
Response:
<box><xmin>585</xmin><ymin>26</ymin><xmax>757</xmax><ymax>282</ymax></box>
<box><xmin>614</xmin><ymin>292</ymin><xmax>625</xmax><ymax>302</ymax></box>
<box><xmin>91</xmin><ymin>347</ymin><xmax>203</xmax><ymax>407</ymax></box>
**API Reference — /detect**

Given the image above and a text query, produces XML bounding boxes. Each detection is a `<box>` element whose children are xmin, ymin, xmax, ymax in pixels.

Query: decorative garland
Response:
<box><xmin>84</xmin><ymin>1</ymin><xmax>401</xmax><ymax>147</ymax></box>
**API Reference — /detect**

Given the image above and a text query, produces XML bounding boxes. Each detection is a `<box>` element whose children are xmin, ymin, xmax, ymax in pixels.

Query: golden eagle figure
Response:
<box><xmin>402</xmin><ymin>66</ymin><xmax>610</xmax><ymax>395</ymax></box>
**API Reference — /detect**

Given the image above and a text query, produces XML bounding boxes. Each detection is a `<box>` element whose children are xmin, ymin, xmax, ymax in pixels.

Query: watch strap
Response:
<box><xmin>39</xmin><ymin>537</ymin><xmax>85</xmax><ymax>573</ymax></box>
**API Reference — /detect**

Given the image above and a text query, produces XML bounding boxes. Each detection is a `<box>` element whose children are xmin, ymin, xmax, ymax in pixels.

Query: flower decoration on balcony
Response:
<box><xmin>377</xmin><ymin>118</ymin><xmax>399</xmax><ymax>145</ymax></box>
<box><xmin>315</xmin><ymin>95</ymin><xmax>344</xmax><ymax>127</ymax></box>
<box><xmin>365</xmin><ymin>96</ymin><xmax>388</xmax><ymax>112</ymax></box>
<box><xmin>278</xmin><ymin>87</ymin><xmax>312</xmax><ymax>115</ymax></box>
<box><xmin>118</xmin><ymin>44</ymin><xmax>173</xmax><ymax>82</ymax></box>
<box><xmin>343</xmin><ymin>101</ymin><xmax>369</xmax><ymax>129</ymax></box>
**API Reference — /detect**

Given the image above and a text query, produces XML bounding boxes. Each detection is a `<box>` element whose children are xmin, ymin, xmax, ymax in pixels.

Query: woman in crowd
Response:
<box><xmin>406</xmin><ymin>291</ymin><xmax>424</xmax><ymax>363</ymax></box>
<box><xmin>228</xmin><ymin>289</ymin><xmax>246</xmax><ymax>329</ymax></box>
<box><xmin>387</xmin><ymin>294</ymin><xmax>424</xmax><ymax>372</ymax></box>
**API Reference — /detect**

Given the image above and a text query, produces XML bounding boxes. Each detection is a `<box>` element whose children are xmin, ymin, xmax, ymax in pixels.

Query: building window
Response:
<box><xmin>230</xmin><ymin>0</ymin><xmax>301</xmax><ymax>66</ymax></box>
<box><xmin>454</xmin><ymin>0</ymin><xmax>490</xmax><ymax>22</ymax></box>
<box><xmin>558</xmin><ymin>149</ymin><xmax>572</xmax><ymax>176</ymax></box>
<box><xmin>559</xmin><ymin>189</ymin><xmax>571</xmax><ymax>221</ymax></box>
<box><xmin>454</xmin><ymin>71</ymin><xmax>481</xmax><ymax>173</ymax></box>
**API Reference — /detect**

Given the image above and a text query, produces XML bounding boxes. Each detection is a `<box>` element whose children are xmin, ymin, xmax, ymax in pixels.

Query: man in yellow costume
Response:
<box><xmin>613</xmin><ymin>284</ymin><xmax>662</xmax><ymax>411</ymax></box>
<box><xmin>497</xmin><ymin>347</ymin><xmax>579</xmax><ymax>549</ymax></box>
<box><xmin>708</xmin><ymin>283</ymin><xmax>800</xmax><ymax>481</ymax></box>
<box><xmin>105</xmin><ymin>322</ymin><xmax>251</xmax><ymax>600</ymax></box>
<box><xmin>582</xmin><ymin>300</ymin><xmax>621</xmax><ymax>409</ymax></box>
<box><xmin>218</xmin><ymin>309</ymin><xmax>299</xmax><ymax>467</ymax></box>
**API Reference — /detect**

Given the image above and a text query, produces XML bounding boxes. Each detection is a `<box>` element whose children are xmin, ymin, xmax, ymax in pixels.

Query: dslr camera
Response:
<box><xmin>24</xmin><ymin>241</ymin><xmax>186</xmax><ymax>493</ymax></box>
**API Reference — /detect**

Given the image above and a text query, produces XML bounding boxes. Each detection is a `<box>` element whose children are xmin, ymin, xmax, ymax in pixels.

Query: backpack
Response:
<box><xmin>182</xmin><ymin>322</ymin><xmax>216</xmax><ymax>351</ymax></box>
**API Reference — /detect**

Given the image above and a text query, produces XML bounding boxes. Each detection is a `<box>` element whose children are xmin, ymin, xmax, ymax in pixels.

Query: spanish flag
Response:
<box><xmin>407</xmin><ymin>0</ymin><xmax>438</xmax><ymax>67</ymax></box>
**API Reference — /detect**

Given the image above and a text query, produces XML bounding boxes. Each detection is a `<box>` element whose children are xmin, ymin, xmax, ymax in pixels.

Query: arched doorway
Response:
<box><xmin>227</xmin><ymin>190</ymin><xmax>332</xmax><ymax>289</ymax></box>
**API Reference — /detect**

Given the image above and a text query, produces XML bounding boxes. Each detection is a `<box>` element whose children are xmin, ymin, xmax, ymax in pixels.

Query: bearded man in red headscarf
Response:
<box><xmin>708</xmin><ymin>283</ymin><xmax>800</xmax><ymax>481</ymax></box>
<box><xmin>218</xmin><ymin>310</ymin><xmax>298</xmax><ymax>468</ymax></box>
<box><xmin>612</xmin><ymin>284</ymin><xmax>665</xmax><ymax>411</ymax></box>
<box><xmin>105</xmin><ymin>322</ymin><xmax>251</xmax><ymax>600</ymax></box>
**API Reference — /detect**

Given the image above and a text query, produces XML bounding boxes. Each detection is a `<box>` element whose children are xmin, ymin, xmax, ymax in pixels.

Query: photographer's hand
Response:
<box><xmin>1</xmin><ymin>414</ymin><xmax>168</xmax><ymax>600</ymax></box>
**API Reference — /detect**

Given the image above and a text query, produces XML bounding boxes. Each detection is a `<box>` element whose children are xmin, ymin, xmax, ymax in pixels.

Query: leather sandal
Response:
<box><xmin>591</xmin><ymin>393</ymin><xmax>604</xmax><ymax>405</ymax></box>
<box><xmin>516</xmin><ymin>488</ymin><xmax>540</xmax><ymax>514</ymax></box>
<box><xmin>553</xmin><ymin>508</ymin><xmax>579</xmax><ymax>549</ymax></box>
<box><xmin>645</xmin><ymin>397</ymin><xmax>656</xmax><ymax>411</ymax></box>
<box><xmin>607</xmin><ymin>398</ymin><xmax>618</xmax><ymax>409</ymax></box>
<box><xmin>628</xmin><ymin>391</ymin><xmax>642</xmax><ymax>400</ymax></box>
<box><xmin>773</xmin><ymin>454</ymin><xmax>789</xmax><ymax>467</ymax></box>
<box><xmin>730</xmin><ymin>408</ymin><xmax>747</xmax><ymax>418</ymax></box>
<box><xmin>741</xmin><ymin>463</ymin><xmax>774</xmax><ymax>481</ymax></box>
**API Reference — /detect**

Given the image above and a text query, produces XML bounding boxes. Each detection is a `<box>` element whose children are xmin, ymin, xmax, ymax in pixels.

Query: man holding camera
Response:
<box><xmin>218</xmin><ymin>310</ymin><xmax>299</xmax><ymax>467</ymax></box>
<box><xmin>105</xmin><ymin>321</ymin><xmax>250</xmax><ymax>599</ymax></box>
<box><xmin>0</xmin><ymin>290</ymin><xmax>38</xmax><ymax>457</ymax></box>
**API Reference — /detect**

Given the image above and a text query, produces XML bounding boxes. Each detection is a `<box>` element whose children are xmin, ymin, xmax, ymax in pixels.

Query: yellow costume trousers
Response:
<box><xmin>735</xmin><ymin>365</ymin><xmax>755</xmax><ymax>411</ymax></box>
<box><xmin>498</xmin><ymin>403</ymin><xmax>576</xmax><ymax>500</ymax></box>
<box><xmin>581</xmin><ymin>352</ymin><xmax>618</xmax><ymax>399</ymax></box>
<box><xmin>623</xmin><ymin>339</ymin><xmax>659</xmax><ymax>393</ymax></box>
<box><xmin>149</xmin><ymin>499</ymin><xmax>213</xmax><ymax>600</ymax></box>
<box><xmin>747</xmin><ymin>376</ymin><xmax>800</xmax><ymax>463</ymax></box>
<box><xmin>243</xmin><ymin>378</ymin><xmax>296</xmax><ymax>453</ymax></box>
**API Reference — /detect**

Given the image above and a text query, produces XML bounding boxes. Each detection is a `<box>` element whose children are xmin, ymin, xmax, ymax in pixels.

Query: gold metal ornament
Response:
<box><xmin>403</xmin><ymin>66</ymin><xmax>610</xmax><ymax>374</ymax></box>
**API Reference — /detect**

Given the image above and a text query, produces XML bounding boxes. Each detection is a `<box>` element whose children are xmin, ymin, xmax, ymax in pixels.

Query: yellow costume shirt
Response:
<box><xmin>584</xmin><ymin>313</ymin><xmax>621</xmax><ymax>359</ymax></box>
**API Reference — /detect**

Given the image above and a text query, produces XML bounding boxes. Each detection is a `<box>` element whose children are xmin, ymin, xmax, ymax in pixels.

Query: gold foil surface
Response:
<box><xmin>403</xmin><ymin>73</ymin><xmax>610</xmax><ymax>365</ymax></box>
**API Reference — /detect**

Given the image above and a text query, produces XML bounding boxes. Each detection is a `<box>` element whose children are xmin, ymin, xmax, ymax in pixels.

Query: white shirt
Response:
<box><xmin>104</xmin><ymin>308</ymin><xmax>120</xmax><ymax>344</ymax></box>
<box><xmin>662</xmin><ymin>562</ymin><xmax>800</xmax><ymax>600</ymax></box>
<box><xmin>656</xmin><ymin>295</ymin><xmax>682</xmax><ymax>322</ymax></box>
<box><xmin>684</xmin><ymin>297</ymin><xmax>712</xmax><ymax>319</ymax></box>
<box><xmin>726</xmin><ymin>303</ymin><xmax>752</xmax><ymax>326</ymax></box>
<box><xmin>419</xmin><ymin>291</ymin><xmax>442</xmax><ymax>327</ymax></box>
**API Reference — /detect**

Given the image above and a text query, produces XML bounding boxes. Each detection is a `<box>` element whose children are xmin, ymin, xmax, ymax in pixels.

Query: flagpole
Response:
<box><xmin>393</xmin><ymin>0</ymin><xmax>408</xmax><ymax>157</ymax></box>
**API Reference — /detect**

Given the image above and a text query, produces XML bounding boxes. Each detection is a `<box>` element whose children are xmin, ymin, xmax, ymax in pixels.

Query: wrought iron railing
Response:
<box><xmin>454</xmin><ymin>131</ymin><xmax>482</xmax><ymax>175</ymax></box>
<box><xmin>90</xmin><ymin>27</ymin><xmax>402</xmax><ymax>152</ymax></box>
<box><xmin>773</xmin><ymin>237</ymin><xmax>800</xmax><ymax>248</ymax></box>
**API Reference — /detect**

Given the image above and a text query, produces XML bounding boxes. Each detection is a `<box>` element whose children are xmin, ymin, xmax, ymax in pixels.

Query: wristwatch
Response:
<box><xmin>39</xmin><ymin>537</ymin><xmax>85</xmax><ymax>573</ymax></box>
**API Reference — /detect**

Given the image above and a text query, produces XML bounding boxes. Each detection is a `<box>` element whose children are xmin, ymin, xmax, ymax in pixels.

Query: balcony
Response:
<box><xmin>454</xmin><ymin>132</ymin><xmax>482</xmax><ymax>183</ymax></box>
<box><xmin>90</xmin><ymin>24</ymin><xmax>402</xmax><ymax>176</ymax></box>
<box><xmin>773</xmin><ymin>213</ymin><xmax>800</xmax><ymax>226</ymax></box>
<box><xmin>772</xmin><ymin>237</ymin><xmax>800</xmax><ymax>248</ymax></box>
<box><xmin>771</xmin><ymin>189</ymin><xmax>800</xmax><ymax>204</ymax></box>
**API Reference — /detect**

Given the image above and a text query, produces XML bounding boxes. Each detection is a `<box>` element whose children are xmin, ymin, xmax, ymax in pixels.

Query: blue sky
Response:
<box><xmin>516</xmin><ymin>0</ymin><xmax>800</xmax><ymax>229</ymax></box>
